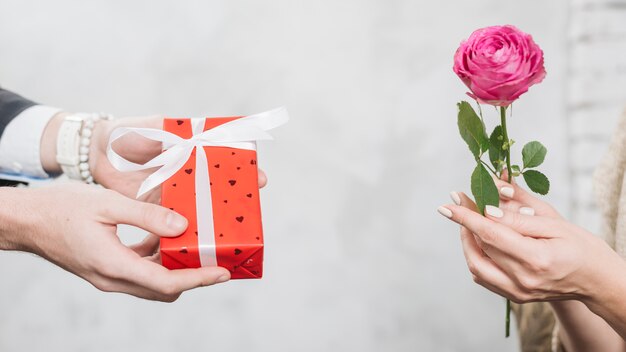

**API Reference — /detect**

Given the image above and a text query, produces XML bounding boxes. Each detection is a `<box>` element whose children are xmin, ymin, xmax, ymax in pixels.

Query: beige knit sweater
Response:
<box><xmin>594</xmin><ymin>111</ymin><xmax>626</xmax><ymax>258</ymax></box>
<box><xmin>513</xmin><ymin>111</ymin><xmax>626</xmax><ymax>352</ymax></box>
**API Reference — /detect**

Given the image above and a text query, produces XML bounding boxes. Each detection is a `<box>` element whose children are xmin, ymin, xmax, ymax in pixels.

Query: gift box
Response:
<box><xmin>160</xmin><ymin>116</ymin><xmax>264</xmax><ymax>279</ymax></box>
<box><xmin>106</xmin><ymin>107</ymin><xmax>288</xmax><ymax>280</ymax></box>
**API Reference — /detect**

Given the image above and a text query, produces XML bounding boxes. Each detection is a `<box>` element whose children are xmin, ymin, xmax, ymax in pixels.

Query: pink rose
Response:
<box><xmin>453</xmin><ymin>25</ymin><xmax>546</xmax><ymax>107</ymax></box>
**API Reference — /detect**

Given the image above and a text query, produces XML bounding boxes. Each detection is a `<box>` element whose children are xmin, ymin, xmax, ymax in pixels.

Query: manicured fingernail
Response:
<box><xmin>519</xmin><ymin>207</ymin><xmax>535</xmax><ymax>216</ymax></box>
<box><xmin>450</xmin><ymin>191</ymin><xmax>461</xmax><ymax>205</ymax></box>
<box><xmin>216</xmin><ymin>274</ymin><xmax>230</xmax><ymax>283</ymax></box>
<box><xmin>485</xmin><ymin>205</ymin><xmax>503</xmax><ymax>218</ymax></box>
<box><xmin>500</xmin><ymin>187</ymin><xmax>514</xmax><ymax>199</ymax></box>
<box><xmin>166</xmin><ymin>212</ymin><xmax>188</xmax><ymax>231</ymax></box>
<box><xmin>437</xmin><ymin>206</ymin><xmax>453</xmax><ymax>219</ymax></box>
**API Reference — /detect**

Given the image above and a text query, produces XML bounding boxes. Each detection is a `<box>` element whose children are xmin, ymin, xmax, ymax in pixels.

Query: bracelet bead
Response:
<box><xmin>56</xmin><ymin>112</ymin><xmax>114</xmax><ymax>185</ymax></box>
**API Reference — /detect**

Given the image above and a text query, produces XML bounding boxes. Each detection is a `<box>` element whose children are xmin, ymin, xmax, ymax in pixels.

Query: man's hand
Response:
<box><xmin>91</xmin><ymin>115</ymin><xmax>267</xmax><ymax>201</ymax></box>
<box><xmin>41</xmin><ymin>113</ymin><xmax>267</xmax><ymax>203</ymax></box>
<box><xmin>0</xmin><ymin>183</ymin><xmax>230</xmax><ymax>302</ymax></box>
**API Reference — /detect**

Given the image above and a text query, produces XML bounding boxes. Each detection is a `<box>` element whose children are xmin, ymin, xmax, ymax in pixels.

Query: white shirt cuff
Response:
<box><xmin>0</xmin><ymin>105</ymin><xmax>62</xmax><ymax>179</ymax></box>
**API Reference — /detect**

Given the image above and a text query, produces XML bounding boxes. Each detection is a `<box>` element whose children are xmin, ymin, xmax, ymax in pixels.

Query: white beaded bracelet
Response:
<box><xmin>56</xmin><ymin>112</ymin><xmax>113</xmax><ymax>184</ymax></box>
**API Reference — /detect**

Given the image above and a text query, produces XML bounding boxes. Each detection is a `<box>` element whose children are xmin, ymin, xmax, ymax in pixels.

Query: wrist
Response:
<box><xmin>51</xmin><ymin>112</ymin><xmax>113</xmax><ymax>183</ymax></box>
<box><xmin>0</xmin><ymin>187</ymin><xmax>33</xmax><ymax>251</ymax></box>
<box><xmin>580</xmin><ymin>246</ymin><xmax>626</xmax><ymax>313</ymax></box>
<box><xmin>550</xmin><ymin>299</ymin><xmax>578</xmax><ymax>312</ymax></box>
<box><xmin>87</xmin><ymin>117</ymin><xmax>111</xmax><ymax>185</ymax></box>
<box><xmin>40</xmin><ymin>111</ymin><xmax>68</xmax><ymax>174</ymax></box>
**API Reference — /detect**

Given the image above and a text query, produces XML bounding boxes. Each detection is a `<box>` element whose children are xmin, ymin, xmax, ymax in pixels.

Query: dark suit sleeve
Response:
<box><xmin>0</xmin><ymin>88</ymin><xmax>37</xmax><ymax>138</ymax></box>
<box><xmin>0</xmin><ymin>88</ymin><xmax>38</xmax><ymax>186</ymax></box>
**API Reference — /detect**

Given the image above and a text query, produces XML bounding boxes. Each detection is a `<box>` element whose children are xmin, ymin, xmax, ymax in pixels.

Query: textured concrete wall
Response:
<box><xmin>567</xmin><ymin>0</ymin><xmax>626</xmax><ymax>231</ymax></box>
<box><xmin>0</xmin><ymin>1</ymin><xmax>581</xmax><ymax>351</ymax></box>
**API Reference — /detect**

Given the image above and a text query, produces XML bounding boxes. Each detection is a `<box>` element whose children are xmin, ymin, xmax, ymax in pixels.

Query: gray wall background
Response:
<box><xmin>0</xmin><ymin>0</ymin><xmax>622</xmax><ymax>351</ymax></box>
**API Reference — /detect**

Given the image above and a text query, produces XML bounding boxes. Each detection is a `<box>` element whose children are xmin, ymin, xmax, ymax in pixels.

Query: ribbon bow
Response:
<box><xmin>107</xmin><ymin>107</ymin><xmax>289</xmax><ymax>266</ymax></box>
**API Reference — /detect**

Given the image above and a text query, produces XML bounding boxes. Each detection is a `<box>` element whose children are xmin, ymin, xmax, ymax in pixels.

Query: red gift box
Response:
<box><xmin>159</xmin><ymin>116</ymin><xmax>265</xmax><ymax>279</ymax></box>
<box><xmin>107</xmin><ymin>107</ymin><xmax>287</xmax><ymax>280</ymax></box>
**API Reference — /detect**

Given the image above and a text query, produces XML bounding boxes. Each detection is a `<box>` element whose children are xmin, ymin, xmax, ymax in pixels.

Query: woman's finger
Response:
<box><xmin>499</xmin><ymin>198</ymin><xmax>533</xmax><ymax>214</ymax></box>
<box><xmin>461</xmin><ymin>222</ymin><xmax>530</xmax><ymax>275</ymax></box>
<box><xmin>439</xmin><ymin>204</ymin><xmax>537</xmax><ymax>259</ymax></box>
<box><xmin>450</xmin><ymin>191</ymin><xmax>478</xmax><ymax>212</ymax></box>
<box><xmin>446</xmin><ymin>192</ymin><xmax>538</xmax><ymax>271</ymax></box>
<box><xmin>496</xmin><ymin>170</ymin><xmax>560</xmax><ymax>218</ymax></box>
<box><xmin>484</xmin><ymin>205</ymin><xmax>563</xmax><ymax>239</ymax></box>
<box><xmin>451</xmin><ymin>192</ymin><xmax>489</xmax><ymax>256</ymax></box>
<box><xmin>452</xmin><ymin>191</ymin><xmax>531</xmax><ymax>215</ymax></box>
<box><xmin>460</xmin><ymin>226</ymin><xmax>526</xmax><ymax>301</ymax></box>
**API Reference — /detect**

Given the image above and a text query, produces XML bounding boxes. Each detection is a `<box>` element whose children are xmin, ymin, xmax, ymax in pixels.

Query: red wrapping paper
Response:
<box><xmin>160</xmin><ymin>116</ymin><xmax>263</xmax><ymax>279</ymax></box>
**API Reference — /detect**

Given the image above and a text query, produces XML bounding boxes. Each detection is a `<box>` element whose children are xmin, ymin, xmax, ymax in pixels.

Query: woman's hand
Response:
<box><xmin>439</xmin><ymin>177</ymin><xmax>622</xmax><ymax>304</ymax></box>
<box><xmin>442</xmin><ymin>176</ymin><xmax>626</xmax><ymax>350</ymax></box>
<box><xmin>0</xmin><ymin>183</ymin><xmax>231</xmax><ymax>302</ymax></box>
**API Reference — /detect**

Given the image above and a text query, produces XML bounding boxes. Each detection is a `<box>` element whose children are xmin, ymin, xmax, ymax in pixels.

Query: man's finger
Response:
<box><xmin>258</xmin><ymin>169</ymin><xmax>267</xmax><ymax>189</ymax></box>
<box><xmin>145</xmin><ymin>252</ymin><xmax>161</xmax><ymax>264</ymax></box>
<box><xmin>106</xmin><ymin>116</ymin><xmax>164</xmax><ymax>164</ymax></box>
<box><xmin>124</xmin><ymin>259</ymin><xmax>231</xmax><ymax>296</ymax></box>
<box><xmin>129</xmin><ymin>234</ymin><xmax>160</xmax><ymax>257</ymax></box>
<box><xmin>103</xmin><ymin>190</ymin><xmax>188</xmax><ymax>237</ymax></box>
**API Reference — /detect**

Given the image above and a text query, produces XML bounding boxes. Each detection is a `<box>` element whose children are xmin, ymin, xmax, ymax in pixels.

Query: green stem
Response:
<box><xmin>479</xmin><ymin>159</ymin><xmax>498</xmax><ymax>177</ymax></box>
<box><xmin>500</xmin><ymin>106</ymin><xmax>512</xmax><ymax>183</ymax></box>
<box><xmin>500</xmin><ymin>105</ymin><xmax>512</xmax><ymax>338</ymax></box>
<box><xmin>506</xmin><ymin>299</ymin><xmax>511</xmax><ymax>338</ymax></box>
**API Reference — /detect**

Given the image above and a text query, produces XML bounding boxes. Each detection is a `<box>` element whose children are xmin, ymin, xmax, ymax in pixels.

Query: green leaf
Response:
<box><xmin>471</xmin><ymin>163</ymin><xmax>500</xmax><ymax>214</ymax></box>
<box><xmin>510</xmin><ymin>165</ymin><xmax>521</xmax><ymax>177</ymax></box>
<box><xmin>522</xmin><ymin>170</ymin><xmax>550</xmax><ymax>195</ymax></box>
<box><xmin>522</xmin><ymin>141</ymin><xmax>547</xmax><ymax>169</ymax></box>
<box><xmin>488</xmin><ymin>125</ymin><xmax>504</xmax><ymax>172</ymax></box>
<box><xmin>457</xmin><ymin>101</ymin><xmax>489</xmax><ymax>158</ymax></box>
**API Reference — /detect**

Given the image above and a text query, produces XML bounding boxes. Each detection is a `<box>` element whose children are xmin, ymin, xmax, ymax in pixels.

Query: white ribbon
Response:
<box><xmin>107</xmin><ymin>107</ymin><xmax>289</xmax><ymax>267</ymax></box>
